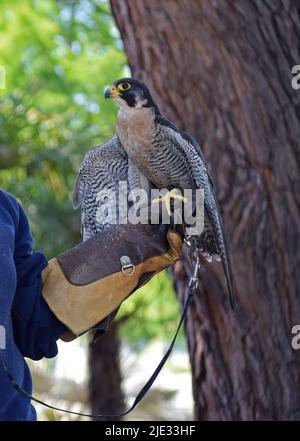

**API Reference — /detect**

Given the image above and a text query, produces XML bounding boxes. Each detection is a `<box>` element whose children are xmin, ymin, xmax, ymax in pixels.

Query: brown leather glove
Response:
<box><xmin>42</xmin><ymin>225</ymin><xmax>182</xmax><ymax>341</ymax></box>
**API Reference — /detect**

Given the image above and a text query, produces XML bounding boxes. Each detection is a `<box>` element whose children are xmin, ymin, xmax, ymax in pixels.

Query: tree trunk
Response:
<box><xmin>88</xmin><ymin>322</ymin><xmax>124</xmax><ymax>420</ymax></box>
<box><xmin>111</xmin><ymin>0</ymin><xmax>300</xmax><ymax>420</ymax></box>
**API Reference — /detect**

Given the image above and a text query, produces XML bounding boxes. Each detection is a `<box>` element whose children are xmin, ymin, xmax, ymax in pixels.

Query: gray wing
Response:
<box><xmin>157</xmin><ymin>118</ymin><xmax>235</xmax><ymax>310</ymax></box>
<box><xmin>72</xmin><ymin>135</ymin><xmax>128</xmax><ymax>241</ymax></box>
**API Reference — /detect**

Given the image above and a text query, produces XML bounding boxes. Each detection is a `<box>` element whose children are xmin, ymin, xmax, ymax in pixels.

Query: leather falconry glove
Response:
<box><xmin>42</xmin><ymin>224</ymin><xmax>182</xmax><ymax>341</ymax></box>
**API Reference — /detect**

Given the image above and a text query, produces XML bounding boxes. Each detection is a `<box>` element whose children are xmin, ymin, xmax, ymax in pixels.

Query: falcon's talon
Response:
<box><xmin>152</xmin><ymin>190</ymin><xmax>188</xmax><ymax>216</ymax></box>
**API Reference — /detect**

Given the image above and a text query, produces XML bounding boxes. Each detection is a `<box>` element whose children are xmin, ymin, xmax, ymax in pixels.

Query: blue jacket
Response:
<box><xmin>0</xmin><ymin>189</ymin><xmax>67</xmax><ymax>420</ymax></box>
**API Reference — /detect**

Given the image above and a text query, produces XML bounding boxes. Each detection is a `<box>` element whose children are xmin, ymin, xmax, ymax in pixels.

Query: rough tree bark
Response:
<box><xmin>111</xmin><ymin>0</ymin><xmax>300</xmax><ymax>420</ymax></box>
<box><xmin>88</xmin><ymin>322</ymin><xmax>124</xmax><ymax>420</ymax></box>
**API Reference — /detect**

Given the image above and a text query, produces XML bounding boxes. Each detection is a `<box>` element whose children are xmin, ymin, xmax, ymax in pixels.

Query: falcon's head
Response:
<box><xmin>104</xmin><ymin>78</ymin><xmax>160</xmax><ymax>113</ymax></box>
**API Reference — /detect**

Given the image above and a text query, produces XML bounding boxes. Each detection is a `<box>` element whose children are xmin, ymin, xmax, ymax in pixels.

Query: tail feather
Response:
<box><xmin>204</xmin><ymin>186</ymin><xmax>236</xmax><ymax>311</ymax></box>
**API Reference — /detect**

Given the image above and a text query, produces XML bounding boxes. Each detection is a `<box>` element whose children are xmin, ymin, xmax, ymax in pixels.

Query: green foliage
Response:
<box><xmin>0</xmin><ymin>0</ymin><xmax>179</xmax><ymax>343</ymax></box>
<box><xmin>0</xmin><ymin>0</ymin><xmax>125</xmax><ymax>256</ymax></box>
<box><xmin>118</xmin><ymin>270</ymin><xmax>183</xmax><ymax>343</ymax></box>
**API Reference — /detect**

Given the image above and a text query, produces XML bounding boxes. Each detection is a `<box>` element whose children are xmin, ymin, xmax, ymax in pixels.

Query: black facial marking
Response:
<box><xmin>113</xmin><ymin>78</ymin><xmax>161</xmax><ymax>114</ymax></box>
<box><xmin>125</xmin><ymin>92</ymin><xmax>137</xmax><ymax>107</ymax></box>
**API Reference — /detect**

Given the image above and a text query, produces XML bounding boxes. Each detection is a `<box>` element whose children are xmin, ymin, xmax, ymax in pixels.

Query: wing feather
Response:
<box><xmin>158</xmin><ymin>119</ymin><xmax>236</xmax><ymax>310</ymax></box>
<box><xmin>72</xmin><ymin>171</ymin><xmax>86</xmax><ymax>209</ymax></box>
<box><xmin>73</xmin><ymin>136</ymin><xmax>128</xmax><ymax>241</ymax></box>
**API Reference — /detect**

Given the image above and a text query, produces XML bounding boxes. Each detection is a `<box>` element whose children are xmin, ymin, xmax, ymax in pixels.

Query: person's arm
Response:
<box><xmin>12</xmin><ymin>203</ymin><xmax>68</xmax><ymax>361</ymax></box>
<box><xmin>11</xmin><ymin>196</ymin><xmax>183</xmax><ymax>354</ymax></box>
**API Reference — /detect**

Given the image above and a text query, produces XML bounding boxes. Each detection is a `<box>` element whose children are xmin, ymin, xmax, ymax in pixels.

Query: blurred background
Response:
<box><xmin>0</xmin><ymin>0</ymin><xmax>193</xmax><ymax>420</ymax></box>
<box><xmin>1</xmin><ymin>0</ymin><xmax>300</xmax><ymax>422</ymax></box>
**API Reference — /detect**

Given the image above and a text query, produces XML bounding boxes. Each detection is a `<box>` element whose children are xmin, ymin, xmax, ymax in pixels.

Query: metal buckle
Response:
<box><xmin>120</xmin><ymin>255</ymin><xmax>136</xmax><ymax>276</ymax></box>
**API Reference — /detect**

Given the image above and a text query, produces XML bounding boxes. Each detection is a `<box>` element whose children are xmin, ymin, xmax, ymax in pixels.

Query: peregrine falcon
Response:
<box><xmin>104</xmin><ymin>78</ymin><xmax>235</xmax><ymax>310</ymax></box>
<box><xmin>72</xmin><ymin>135</ymin><xmax>129</xmax><ymax>241</ymax></box>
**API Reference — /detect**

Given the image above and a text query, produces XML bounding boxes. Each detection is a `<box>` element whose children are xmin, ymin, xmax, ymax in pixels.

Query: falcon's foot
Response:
<box><xmin>152</xmin><ymin>189</ymin><xmax>188</xmax><ymax>216</ymax></box>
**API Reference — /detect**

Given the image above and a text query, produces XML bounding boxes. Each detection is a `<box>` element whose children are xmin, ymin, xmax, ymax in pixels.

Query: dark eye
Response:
<box><xmin>118</xmin><ymin>82</ymin><xmax>131</xmax><ymax>91</ymax></box>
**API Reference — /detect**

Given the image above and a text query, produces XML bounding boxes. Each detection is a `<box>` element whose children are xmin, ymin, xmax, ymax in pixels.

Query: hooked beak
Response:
<box><xmin>104</xmin><ymin>85</ymin><xmax>121</xmax><ymax>100</ymax></box>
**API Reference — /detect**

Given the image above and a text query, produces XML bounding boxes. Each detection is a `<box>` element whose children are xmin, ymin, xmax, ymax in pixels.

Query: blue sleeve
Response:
<box><xmin>12</xmin><ymin>202</ymin><xmax>68</xmax><ymax>361</ymax></box>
